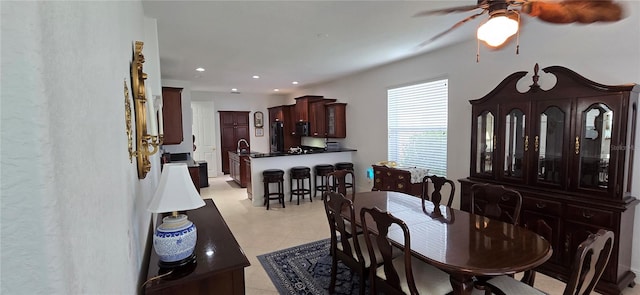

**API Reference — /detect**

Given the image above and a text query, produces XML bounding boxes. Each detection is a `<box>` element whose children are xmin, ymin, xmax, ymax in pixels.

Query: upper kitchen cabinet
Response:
<box><xmin>326</xmin><ymin>102</ymin><xmax>347</xmax><ymax>138</ymax></box>
<box><xmin>161</xmin><ymin>87</ymin><xmax>184</xmax><ymax>144</ymax></box>
<box><xmin>294</xmin><ymin>95</ymin><xmax>324</xmax><ymax>122</ymax></box>
<box><xmin>309</xmin><ymin>99</ymin><xmax>336</xmax><ymax>137</ymax></box>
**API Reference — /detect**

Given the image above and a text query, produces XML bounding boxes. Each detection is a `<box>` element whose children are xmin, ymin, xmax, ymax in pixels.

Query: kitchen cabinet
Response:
<box><xmin>229</xmin><ymin>151</ymin><xmax>249</xmax><ymax>188</ymax></box>
<box><xmin>460</xmin><ymin>64</ymin><xmax>639</xmax><ymax>294</ymax></box>
<box><xmin>161</xmin><ymin>87</ymin><xmax>184</xmax><ymax>144</ymax></box>
<box><xmin>371</xmin><ymin>165</ymin><xmax>422</xmax><ymax>197</ymax></box>
<box><xmin>244</xmin><ymin>157</ymin><xmax>252</xmax><ymax>199</ymax></box>
<box><xmin>326</xmin><ymin>102</ymin><xmax>347</xmax><ymax>138</ymax></box>
<box><xmin>309</xmin><ymin>99</ymin><xmax>336</xmax><ymax>137</ymax></box>
<box><xmin>219</xmin><ymin>111</ymin><xmax>250</xmax><ymax>174</ymax></box>
<box><xmin>268</xmin><ymin>105</ymin><xmax>300</xmax><ymax>148</ymax></box>
<box><xmin>294</xmin><ymin>95</ymin><xmax>324</xmax><ymax>122</ymax></box>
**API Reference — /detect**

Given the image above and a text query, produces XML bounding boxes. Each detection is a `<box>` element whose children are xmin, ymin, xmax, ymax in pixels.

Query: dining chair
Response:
<box><xmin>360</xmin><ymin>206</ymin><xmax>453</xmax><ymax>295</ymax></box>
<box><xmin>475</xmin><ymin>229</ymin><xmax>614</xmax><ymax>295</ymax></box>
<box><xmin>323</xmin><ymin>191</ymin><xmax>373</xmax><ymax>295</ymax></box>
<box><xmin>470</xmin><ymin>183</ymin><xmax>522</xmax><ymax>225</ymax></box>
<box><xmin>327</xmin><ymin>169</ymin><xmax>356</xmax><ymax>200</ymax></box>
<box><xmin>421</xmin><ymin>175</ymin><xmax>456</xmax><ymax>208</ymax></box>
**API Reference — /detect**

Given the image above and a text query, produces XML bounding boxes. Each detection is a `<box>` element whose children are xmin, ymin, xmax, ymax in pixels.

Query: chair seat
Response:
<box><xmin>377</xmin><ymin>255</ymin><xmax>453</xmax><ymax>295</ymax></box>
<box><xmin>481</xmin><ymin>275</ymin><xmax>547</xmax><ymax>295</ymax></box>
<box><xmin>337</xmin><ymin>234</ymin><xmax>401</xmax><ymax>267</ymax></box>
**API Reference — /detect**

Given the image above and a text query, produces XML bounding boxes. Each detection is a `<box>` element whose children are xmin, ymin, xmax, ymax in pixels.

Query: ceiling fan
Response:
<box><xmin>415</xmin><ymin>0</ymin><xmax>624</xmax><ymax>51</ymax></box>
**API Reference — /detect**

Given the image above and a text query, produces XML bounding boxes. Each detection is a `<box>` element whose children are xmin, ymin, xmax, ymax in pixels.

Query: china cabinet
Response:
<box><xmin>460</xmin><ymin>64</ymin><xmax>638</xmax><ymax>294</ymax></box>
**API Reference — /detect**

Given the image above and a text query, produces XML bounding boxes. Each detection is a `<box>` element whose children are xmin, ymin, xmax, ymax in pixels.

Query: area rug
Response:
<box><xmin>257</xmin><ymin>238</ymin><xmax>367</xmax><ymax>295</ymax></box>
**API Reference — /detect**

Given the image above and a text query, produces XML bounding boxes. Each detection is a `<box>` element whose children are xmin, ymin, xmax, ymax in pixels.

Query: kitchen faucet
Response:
<box><xmin>237</xmin><ymin>138</ymin><xmax>249</xmax><ymax>154</ymax></box>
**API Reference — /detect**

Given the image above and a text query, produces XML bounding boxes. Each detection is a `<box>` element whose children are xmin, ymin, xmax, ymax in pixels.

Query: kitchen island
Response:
<box><xmin>247</xmin><ymin>148</ymin><xmax>356</xmax><ymax>207</ymax></box>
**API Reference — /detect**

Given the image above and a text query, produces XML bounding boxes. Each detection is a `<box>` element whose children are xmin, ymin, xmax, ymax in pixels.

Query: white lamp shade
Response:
<box><xmin>148</xmin><ymin>163</ymin><xmax>205</xmax><ymax>213</ymax></box>
<box><xmin>477</xmin><ymin>15</ymin><xmax>519</xmax><ymax>47</ymax></box>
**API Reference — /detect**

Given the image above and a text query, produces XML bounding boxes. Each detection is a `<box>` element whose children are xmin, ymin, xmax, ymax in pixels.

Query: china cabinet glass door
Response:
<box><xmin>535</xmin><ymin>105</ymin><xmax>567</xmax><ymax>186</ymax></box>
<box><xmin>503</xmin><ymin>108</ymin><xmax>526</xmax><ymax>180</ymax></box>
<box><xmin>476</xmin><ymin>111</ymin><xmax>495</xmax><ymax>176</ymax></box>
<box><xmin>577</xmin><ymin>103</ymin><xmax>613</xmax><ymax>190</ymax></box>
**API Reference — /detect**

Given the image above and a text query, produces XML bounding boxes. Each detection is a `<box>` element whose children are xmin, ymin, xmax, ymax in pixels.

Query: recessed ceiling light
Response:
<box><xmin>195</xmin><ymin>67</ymin><xmax>205</xmax><ymax>72</ymax></box>
<box><xmin>273</xmin><ymin>89</ymin><xmax>280</xmax><ymax>92</ymax></box>
<box><xmin>252</xmin><ymin>75</ymin><xmax>260</xmax><ymax>79</ymax></box>
<box><xmin>292</xmin><ymin>81</ymin><xmax>299</xmax><ymax>85</ymax></box>
<box><xmin>231</xmin><ymin>88</ymin><xmax>238</xmax><ymax>92</ymax></box>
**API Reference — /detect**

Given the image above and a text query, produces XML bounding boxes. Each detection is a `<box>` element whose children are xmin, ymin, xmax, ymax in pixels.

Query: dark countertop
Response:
<box><xmin>249</xmin><ymin>148</ymin><xmax>357</xmax><ymax>158</ymax></box>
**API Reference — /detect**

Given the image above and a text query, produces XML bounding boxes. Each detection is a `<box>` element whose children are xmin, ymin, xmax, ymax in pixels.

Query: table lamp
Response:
<box><xmin>148</xmin><ymin>163</ymin><xmax>205</xmax><ymax>268</ymax></box>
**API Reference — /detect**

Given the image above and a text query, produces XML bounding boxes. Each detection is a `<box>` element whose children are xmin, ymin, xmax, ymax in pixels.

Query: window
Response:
<box><xmin>387</xmin><ymin>79</ymin><xmax>448</xmax><ymax>176</ymax></box>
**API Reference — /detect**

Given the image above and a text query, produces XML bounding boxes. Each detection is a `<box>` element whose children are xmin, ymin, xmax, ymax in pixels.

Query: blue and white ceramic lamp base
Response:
<box><xmin>153</xmin><ymin>214</ymin><xmax>198</xmax><ymax>268</ymax></box>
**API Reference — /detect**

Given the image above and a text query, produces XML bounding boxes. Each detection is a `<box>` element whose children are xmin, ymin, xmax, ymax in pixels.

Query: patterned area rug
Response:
<box><xmin>257</xmin><ymin>239</ymin><xmax>366</xmax><ymax>295</ymax></box>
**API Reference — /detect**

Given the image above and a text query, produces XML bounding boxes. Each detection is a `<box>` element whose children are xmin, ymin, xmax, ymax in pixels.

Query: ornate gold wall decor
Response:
<box><xmin>124</xmin><ymin>80</ymin><xmax>134</xmax><ymax>163</ymax></box>
<box><xmin>130</xmin><ymin>41</ymin><xmax>163</xmax><ymax>179</ymax></box>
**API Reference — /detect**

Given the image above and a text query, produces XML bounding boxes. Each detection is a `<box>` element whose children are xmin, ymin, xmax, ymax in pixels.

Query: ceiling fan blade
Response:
<box><xmin>417</xmin><ymin>11</ymin><xmax>486</xmax><ymax>47</ymax></box>
<box><xmin>413</xmin><ymin>4</ymin><xmax>482</xmax><ymax>17</ymax></box>
<box><xmin>522</xmin><ymin>0</ymin><xmax>624</xmax><ymax>24</ymax></box>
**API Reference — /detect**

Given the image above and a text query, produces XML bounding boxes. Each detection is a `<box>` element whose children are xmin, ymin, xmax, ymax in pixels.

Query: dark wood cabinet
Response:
<box><xmin>229</xmin><ymin>151</ymin><xmax>249</xmax><ymax>188</ymax></box>
<box><xmin>268</xmin><ymin>105</ymin><xmax>300</xmax><ymax>148</ymax></box>
<box><xmin>294</xmin><ymin>95</ymin><xmax>324</xmax><ymax>122</ymax></box>
<box><xmin>144</xmin><ymin>199</ymin><xmax>250</xmax><ymax>295</ymax></box>
<box><xmin>460</xmin><ymin>64</ymin><xmax>639</xmax><ymax>294</ymax></box>
<box><xmin>219</xmin><ymin>111</ymin><xmax>250</xmax><ymax>174</ymax></box>
<box><xmin>161</xmin><ymin>87</ymin><xmax>184</xmax><ymax>144</ymax></box>
<box><xmin>309</xmin><ymin>99</ymin><xmax>335</xmax><ymax>137</ymax></box>
<box><xmin>326</xmin><ymin>102</ymin><xmax>347</xmax><ymax>138</ymax></box>
<box><xmin>371</xmin><ymin>165</ymin><xmax>422</xmax><ymax>197</ymax></box>
<box><xmin>244</xmin><ymin>157</ymin><xmax>252</xmax><ymax>200</ymax></box>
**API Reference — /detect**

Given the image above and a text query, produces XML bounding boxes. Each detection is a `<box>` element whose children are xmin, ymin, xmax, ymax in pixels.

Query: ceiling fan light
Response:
<box><xmin>477</xmin><ymin>15</ymin><xmax>519</xmax><ymax>47</ymax></box>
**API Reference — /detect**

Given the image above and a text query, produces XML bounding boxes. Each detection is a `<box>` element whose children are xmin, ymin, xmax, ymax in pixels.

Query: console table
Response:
<box><xmin>144</xmin><ymin>199</ymin><xmax>250</xmax><ymax>294</ymax></box>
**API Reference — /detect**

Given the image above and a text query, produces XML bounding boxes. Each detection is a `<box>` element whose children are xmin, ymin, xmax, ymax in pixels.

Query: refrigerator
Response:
<box><xmin>270</xmin><ymin>121</ymin><xmax>285</xmax><ymax>152</ymax></box>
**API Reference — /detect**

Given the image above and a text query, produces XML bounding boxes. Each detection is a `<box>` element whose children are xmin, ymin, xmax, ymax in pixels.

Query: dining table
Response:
<box><xmin>348</xmin><ymin>191</ymin><xmax>553</xmax><ymax>295</ymax></box>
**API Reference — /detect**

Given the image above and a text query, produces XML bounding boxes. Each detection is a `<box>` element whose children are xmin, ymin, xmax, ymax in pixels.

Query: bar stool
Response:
<box><xmin>290</xmin><ymin>166</ymin><xmax>312</xmax><ymax>205</ymax></box>
<box><xmin>314</xmin><ymin>164</ymin><xmax>335</xmax><ymax>199</ymax></box>
<box><xmin>263</xmin><ymin>169</ymin><xmax>285</xmax><ymax>210</ymax></box>
<box><xmin>334</xmin><ymin>162</ymin><xmax>354</xmax><ymax>192</ymax></box>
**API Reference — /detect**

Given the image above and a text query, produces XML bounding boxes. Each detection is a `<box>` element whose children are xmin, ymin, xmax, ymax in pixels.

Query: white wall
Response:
<box><xmin>298</xmin><ymin>2</ymin><xmax>640</xmax><ymax>274</ymax></box>
<box><xmin>191</xmin><ymin>91</ymin><xmax>286</xmax><ymax>175</ymax></box>
<box><xmin>1</xmin><ymin>1</ymin><xmax>160</xmax><ymax>294</ymax></box>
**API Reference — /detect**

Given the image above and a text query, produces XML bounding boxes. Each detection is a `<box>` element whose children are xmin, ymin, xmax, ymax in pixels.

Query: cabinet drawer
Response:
<box><xmin>522</xmin><ymin>197</ymin><xmax>562</xmax><ymax>216</ymax></box>
<box><xmin>566</xmin><ymin>205</ymin><xmax>613</xmax><ymax>227</ymax></box>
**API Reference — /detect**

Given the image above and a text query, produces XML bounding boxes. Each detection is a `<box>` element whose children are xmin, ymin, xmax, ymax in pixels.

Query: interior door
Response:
<box><xmin>192</xmin><ymin>101</ymin><xmax>217</xmax><ymax>177</ymax></box>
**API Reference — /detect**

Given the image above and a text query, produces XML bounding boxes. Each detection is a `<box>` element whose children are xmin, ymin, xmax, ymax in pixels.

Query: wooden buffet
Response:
<box><xmin>460</xmin><ymin>64</ymin><xmax>638</xmax><ymax>294</ymax></box>
<box><xmin>371</xmin><ymin>165</ymin><xmax>425</xmax><ymax>197</ymax></box>
<box><xmin>144</xmin><ymin>199</ymin><xmax>250</xmax><ymax>295</ymax></box>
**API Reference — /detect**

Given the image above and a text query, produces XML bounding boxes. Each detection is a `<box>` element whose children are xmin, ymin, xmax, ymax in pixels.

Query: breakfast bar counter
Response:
<box><xmin>248</xmin><ymin>149</ymin><xmax>355</xmax><ymax>207</ymax></box>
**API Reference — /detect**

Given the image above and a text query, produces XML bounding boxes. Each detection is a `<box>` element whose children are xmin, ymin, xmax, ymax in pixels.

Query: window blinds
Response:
<box><xmin>387</xmin><ymin>79</ymin><xmax>448</xmax><ymax>176</ymax></box>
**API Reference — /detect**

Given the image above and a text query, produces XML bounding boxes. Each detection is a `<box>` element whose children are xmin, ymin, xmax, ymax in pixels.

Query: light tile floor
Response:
<box><xmin>202</xmin><ymin>176</ymin><xmax>639</xmax><ymax>295</ymax></box>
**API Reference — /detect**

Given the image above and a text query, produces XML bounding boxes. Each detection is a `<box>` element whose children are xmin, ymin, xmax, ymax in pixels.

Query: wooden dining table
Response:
<box><xmin>348</xmin><ymin>191</ymin><xmax>553</xmax><ymax>295</ymax></box>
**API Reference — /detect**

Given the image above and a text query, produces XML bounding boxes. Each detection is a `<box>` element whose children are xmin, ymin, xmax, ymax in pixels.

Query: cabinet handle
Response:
<box><xmin>534</xmin><ymin>136</ymin><xmax>539</xmax><ymax>152</ymax></box>
<box><xmin>582</xmin><ymin>210</ymin><xmax>593</xmax><ymax>219</ymax></box>
<box><xmin>375</xmin><ymin>179</ymin><xmax>380</xmax><ymax>183</ymax></box>
<box><xmin>565</xmin><ymin>234</ymin><xmax>571</xmax><ymax>254</ymax></box>
<box><xmin>493</xmin><ymin>135</ymin><xmax>497</xmax><ymax>151</ymax></box>
<box><xmin>387</xmin><ymin>172</ymin><xmax>391</xmax><ymax>176</ymax></box>
<box><xmin>397</xmin><ymin>183</ymin><xmax>404</xmax><ymax>189</ymax></box>
<box><xmin>398</xmin><ymin>175</ymin><xmax>404</xmax><ymax>180</ymax></box>
<box><xmin>525</xmin><ymin>135</ymin><xmax>529</xmax><ymax>152</ymax></box>
<box><xmin>535</xmin><ymin>202</ymin><xmax>547</xmax><ymax>209</ymax></box>
<box><xmin>575</xmin><ymin>136</ymin><xmax>580</xmax><ymax>155</ymax></box>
